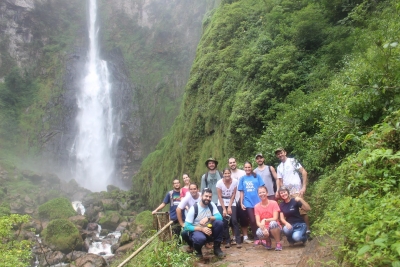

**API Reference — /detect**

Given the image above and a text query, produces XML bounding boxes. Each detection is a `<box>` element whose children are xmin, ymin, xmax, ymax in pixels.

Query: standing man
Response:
<box><xmin>228</xmin><ymin>157</ymin><xmax>251</xmax><ymax>244</ymax></box>
<box><xmin>152</xmin><ymin>179</ymin><xmax>183</xmax><ymax>236</ymax></box>
<box><xmin>254</xmin><ymin>153</ymin><xmax>278</xmax><ymax>200</ymax></box>
<box><xmin>200</xmin><ymin>158</ymin><xmax>223</xmax><ymax>204</ymax></box>
<box><xmin>275</xmin><ymin>147</ymin><xmax>310</xmax><ymax>235</ymax></box>
<box><xmin>183</xmin><ymin>188</ymin><xmax>225</xmax><ymax>259</ymax></box>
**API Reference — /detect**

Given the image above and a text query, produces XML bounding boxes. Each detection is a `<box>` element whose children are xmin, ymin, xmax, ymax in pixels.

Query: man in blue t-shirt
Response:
<box><xmin>152</xmin><ymin>179</ymin><xmax>183</xmax><ymax>236</ymax></box>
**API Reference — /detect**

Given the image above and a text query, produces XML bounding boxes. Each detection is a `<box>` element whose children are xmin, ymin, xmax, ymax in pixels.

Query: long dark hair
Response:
<box><xmin>244</xmin><ymin>161</ymin><xmax>257</xmax><ymax>178</ymax></box>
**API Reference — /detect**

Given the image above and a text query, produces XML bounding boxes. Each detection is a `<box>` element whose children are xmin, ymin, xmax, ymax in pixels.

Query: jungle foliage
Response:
<box><xmin>134</xmin><ymin>0</ymin><xmax>400</xmax><ymax>265</ymax></box>
<box><xmin>0</xmin><ymin>214</ymin><xmax>32</xmax><ymax>267</ymax></box>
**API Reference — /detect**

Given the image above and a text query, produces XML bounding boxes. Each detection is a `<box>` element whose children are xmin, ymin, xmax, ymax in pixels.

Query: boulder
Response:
<box><xmin>69</xmin><ymin>215</ymin><xmax>88</xmax><ymax>229</ymax></box>
<box><xmin>115</xmin><ymin>241</ymin><xmax>135</xmax><ymax>255</ymax></box>
<box><xmin>116</xmin><ymin>221</ymin><xmax>128</xmax><ymax>232</ymax></box>
<box><xmin>98</xmin><ymin>211</ymin><xmax>124</xmax><ymax>230</ymax></box>
<box><xmin>75</xmin><ymin>254</ymin><xmax>107</xmax><ymax>267</ymax></box>
<box><xmin>38</xmin><ymin>197</ymin><xmax>76</xmax><ymax>220</ymax></box>
<box><xmin>42</xmin><ymin>219</ymin><xmax>83</xmax><ymax>254</ymax></box>
<box><xmin>119</xmin><ymin>232</ymin><xmax>131</xmax><ymax>246</ymax></box>
<box><xmin>87</xmin><ymin>223</ymin><xmax>98</xmax><ymax>231</ymax></box>
<box><xmin>65</xmin><ymin>251</ymin><xmax>87</xmax><ymax>262</ymax></box>
<box><xmin>22</xmin><ymin>218</ymin><xmax>43</xmax><ymax>234</ymax></box>
<box><xmin>39</xmin><ymin>251</ymin><xmax>66</xmax><ymax>266</ymax></box>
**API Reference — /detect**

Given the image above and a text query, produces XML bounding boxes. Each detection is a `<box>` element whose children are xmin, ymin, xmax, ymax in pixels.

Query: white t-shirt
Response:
<box><xmin>230</xmin><ymin>169</ymin><xmax>246</xmax><ymax>203</ymax></box>
<box><xmin>277</xmin><ymin>158</ymin><xmax>303</xmax><ymax>194</ymax></box>
<box><xmin>178</xmin><ymin>192</ymin><xmax>201</xmax><ymax>210</ymax></box>
<box><xmin>216</xmin><ymin>179</ymin><xmax>238</xmax><ymax>207</ymax></box>
<box><xmin>185</xmin><ymin>202</ymin><xmax>219</xmax><ymax>226</ymax></box>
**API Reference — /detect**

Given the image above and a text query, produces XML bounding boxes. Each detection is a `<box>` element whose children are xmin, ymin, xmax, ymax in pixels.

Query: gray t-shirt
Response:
<box><xmin>200</xmin><ymin>171</ymin><xmax>222</xmax><ymax>204</ymax></box>
<box><xmin>254</xmin><ymin>166</ymin><xmax>275</xmax><ymax>196</ymax></box>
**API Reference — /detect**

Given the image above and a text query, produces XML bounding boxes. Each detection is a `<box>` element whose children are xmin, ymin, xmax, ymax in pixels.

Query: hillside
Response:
<box><xmin>133</xmin><ymin>0</ymin><xmax>400</xmax><ymax>265</ymax></box>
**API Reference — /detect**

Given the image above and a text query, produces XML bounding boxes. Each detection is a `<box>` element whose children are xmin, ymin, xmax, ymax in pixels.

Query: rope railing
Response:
<box><xmin>116</xmin><ymin>219</ymin><xmax>174</xmax><ymax>267</ymax></box>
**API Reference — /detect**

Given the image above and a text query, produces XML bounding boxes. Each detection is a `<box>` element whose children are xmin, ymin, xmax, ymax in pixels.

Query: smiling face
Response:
<box><xmin>255</xmin><ymin>156</ymin><xmax>264</xmax><ymax>166</ymax></box>
<box><xmin>244</xmin><ymin>162</ymin><xmax>253</xmax><ymax>175</ymax></box>
<box><xmin>189</xmin><ymin>184</ymin><xmax>198</xmax><ymax>198</ymax></box>
<box><xmin>201</xmin><ymin>192</ymin><xmax>212</xmax><ymax>206</ymax></box>
<box><xmin>275</xmin><ymin>150</ymin><xmax>287</xmax><ymax>163</ymax></box>
<box><xmin>258</xmin><ymin>186</ymin><xmax>268</xmax><ymax>200</ymax></box>
<box><xmin>228</xmin><ymin>158</ymin><xmax>237</xmax><ymax>170</ymax></box>
<box><xmin>207</xmin><ymin>161</ymin><xmax>216</xmax><ymax>171</ymax></box>
<box><xmin>279</xmin><ymin>189</ymin><xmax>290</xmax><ymax>201</ymax></box>
<box><xmin>223</xmin><ymin>169</ymin><xmax>232</xmax><ymax>182</ymax></box>
<box><xmin>182</xmin><ymin>174</ymin><xmax>190</xmax><ymax>185</ymax></box>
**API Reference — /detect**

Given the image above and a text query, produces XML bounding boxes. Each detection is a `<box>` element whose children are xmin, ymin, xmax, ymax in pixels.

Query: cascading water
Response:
<box><xmin>71</xmin><ymin>0</ymin><xmax>117</xmax><ymax>191</ymax></box>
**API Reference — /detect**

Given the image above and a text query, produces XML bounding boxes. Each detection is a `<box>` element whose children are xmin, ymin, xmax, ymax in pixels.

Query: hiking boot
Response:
<box><xmin>193</xmin><ymin>244</ymin><xmax>203</xmax><ymax>258</ymax></box>
<box><xmin>275</xmin><ymin>242</ymin><xmax>282</xmax><ymax>251</ymax></box>
<box><xmin>225</xmin><ymin>242</ymin><xmax>231</xmax><ymax>248</ymax></box>
<box><xmin>213</xmin><ymin>242</ymin><xmax>226</xmax><ymax>258</ymax></box>
<box><xmin>236</xmin><ymin>243</ymin><xmax>242</xmax><ymax>249</ymax></box>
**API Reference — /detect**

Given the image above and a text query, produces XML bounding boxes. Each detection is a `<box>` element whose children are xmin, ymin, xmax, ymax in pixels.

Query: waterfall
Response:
<box><xmin>72</xmin><ymin>0</ymin><xmax>117</xmax><ymax>191</ymax></box>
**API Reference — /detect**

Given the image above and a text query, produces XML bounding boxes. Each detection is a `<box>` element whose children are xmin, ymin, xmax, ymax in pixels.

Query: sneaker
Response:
<box><xmin>261</xmin><ymin>240</ymin><xmax>267</xmax><ymax>246</ymax></box>
<box><xmin>275</xmin><ymin>242</ymin><xmax>282</xmax><ymax>251</ymax></box>
<box><xmin>243</xmin><ymin>238</ymin><xmax>252</xmax><ymax>244</ymax></box>
<box><xmin>236</xmin><ymin>243</ymin><xmax>242</xmax><ymax>248</ymax></box>
<box><xmin>231</xmin><ymin>238</ymin><xmax>237</xmax><ymax>245</ymax></box>
<box><xmin>264</xmin><ymin>240</ymin><xmax>272</xmax><ymax>250</ymax></box>
<box><xmin>225</xmin><ymin>242</ymin><xmax>231</xmax><ymax>248</ymax></box>
<box><xmin>254</xmin><ymin>240</ymin><xmax>261</xmax><ymax>246</ymax></box>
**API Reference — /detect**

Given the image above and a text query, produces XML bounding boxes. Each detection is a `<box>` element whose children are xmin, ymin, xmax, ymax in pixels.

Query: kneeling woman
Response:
<box><xmin>254</xmin><ymin>186</ymin><xmax>282</xmax><ymax>251</ymax></box>
<box><xmin>278</xmin><ymin>186</ymin><xmax>311</xmax><ymax>245</ymax></box>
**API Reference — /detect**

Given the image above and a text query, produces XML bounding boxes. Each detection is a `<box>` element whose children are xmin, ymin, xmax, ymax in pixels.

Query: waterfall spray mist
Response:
<box><xmin>72</xmin><ymin>0</ymin><xmax>117</xmax><ymax>191</ymax></box>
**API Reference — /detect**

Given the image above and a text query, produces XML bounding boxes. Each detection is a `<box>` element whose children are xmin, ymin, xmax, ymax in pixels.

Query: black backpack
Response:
<box><xmin>204</xmin><ymin>171</ymin><xmax>223</xmax><ymax>187</ymax></box>
<box><xmin>192</xmin><ymin>202</ymin><xmax>214</xmax><ymax>223</ymax></box>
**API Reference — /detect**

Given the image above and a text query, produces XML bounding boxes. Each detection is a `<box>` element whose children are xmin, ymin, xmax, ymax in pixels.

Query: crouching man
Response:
<box><xmin>183</xmin><ymin>188</ymin><xmax>226</xmax><ymax>259</ymax></box>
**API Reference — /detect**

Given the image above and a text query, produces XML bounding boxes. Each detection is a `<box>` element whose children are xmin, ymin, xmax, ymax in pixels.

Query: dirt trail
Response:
<box><xmin>194</xmin><ymin>237</ymin><xmax>334</xmax><ymax>267</ymax></box>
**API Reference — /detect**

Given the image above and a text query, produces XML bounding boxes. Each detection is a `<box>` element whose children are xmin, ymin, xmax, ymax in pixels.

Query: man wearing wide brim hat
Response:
<box><xmin>200</xmin><ymin>157</ymin><xmax>222</xmax><ymax>205</ymax></box>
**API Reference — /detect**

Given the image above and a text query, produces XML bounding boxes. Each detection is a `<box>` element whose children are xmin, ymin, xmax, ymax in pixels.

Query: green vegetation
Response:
<box><xmin>38</xmin><ymin>197</ymin><xmax>76</xmax><ymax>220</ymax></box>
<box><xmin>98</xmin><ymin>0</ymin><xmax>219</xmax><ymax>155</ymax></box>
<box><xmin>0</xmin><ymin>214</ymin><xmax>32</xmax><ymax>267</ymax></box>
<box><xmin>42</xmin><ymin>219</ymin><xmax>83</xmax><ymax>253</ymax></box>
<box><xmin>133</xmin><ymin>0</ymin><xmax>400</xmax><ymax>265</ymax></box>
<box><xmin>0</xmin><ymin>0</ymin><xmax>85</xmax><ymax>158</ymax></box>
<box><xmin>111</xmin><ymin>237</ymin><xmax>194</xmax><ymax>267</ymax></box>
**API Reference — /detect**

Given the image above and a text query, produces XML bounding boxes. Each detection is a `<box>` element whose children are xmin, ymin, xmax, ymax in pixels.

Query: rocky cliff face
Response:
<box><xmin>0</xmin><ymin>0</ymin><xmax>217</xmax><ymax>190</ymax></box>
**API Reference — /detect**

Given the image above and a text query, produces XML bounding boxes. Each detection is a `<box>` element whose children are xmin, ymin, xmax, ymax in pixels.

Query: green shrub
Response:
<box><xmin>111</xmin><ymin>238</ymin><xmax>194</xmax><ymax>267</ymax></box>
<box><xmin>38</xmin><ymin>197</ymin><xmax>76</xmax><ymax>220</ymax></box>
<box><xmin>0</xmin><ymin>214</ymin><xmax>32</xmax><ymax>267</ymax></box>
<box><xmin>42</xmin><ymin>219</ymin><xmax>82</xmax><ymax>253</ymax></box>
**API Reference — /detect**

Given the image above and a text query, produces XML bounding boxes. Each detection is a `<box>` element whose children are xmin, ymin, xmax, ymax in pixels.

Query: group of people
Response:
<box><xmin>151</xmin><ymin>147</ymin><xmax>311</xmax><ymax>259</ymax></box>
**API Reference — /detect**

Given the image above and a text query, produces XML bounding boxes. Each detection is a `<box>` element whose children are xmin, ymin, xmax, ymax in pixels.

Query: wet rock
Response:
<box><xmin>111</xmin><ymin>243</ymin><xmax>119</xmax><ymax>253</ymax></box>
<box><xmin>116</xmin><ymin>221</ymin><xmax>128</xmax><ymax>232</ymax></box>
<box><xmin>65</xmin><ymin>251</ymin><xmax>87</xmax><ymax>263</ymax></box>
<box><xmin>101</xmin><ymin>199</ymin><xmax>118</xmax><ymax>210</ymax></box>
<box><xmin>98</xmin><ymin>211</ymin><xmax>123</xmax><ymax>230</ymax></box>
<box><xmin>119</xmin><ymin>232</ymin><xmax>131</xmax><ymax>246</ymax></box>
<box><xmin>115</xmin><ymin>241</ymin><xmax>135</xmax><ymax>255</ymax></box>
<box><xmin>69</xmin><ymin>215</ymin><xmax>88</xmax><ymax>229</ymax></box>
<box><xmin>23</xmin><ymin>218</ymin><xmax>43</xmax><ymax>234</ymax></box>
<box><xmin>39</xmin><ymin>251</ymin><xmax>66</xmax><ymax>266</ymax></box>
<box><xmin>75</xmin><ymin>253</ymin><xmax>107</xmax><ymax>267</ymax></box>
<box><xmin>87</xmin><ymin>222</ymin><xmax>98</xmax><ymax>231</ymax></box>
